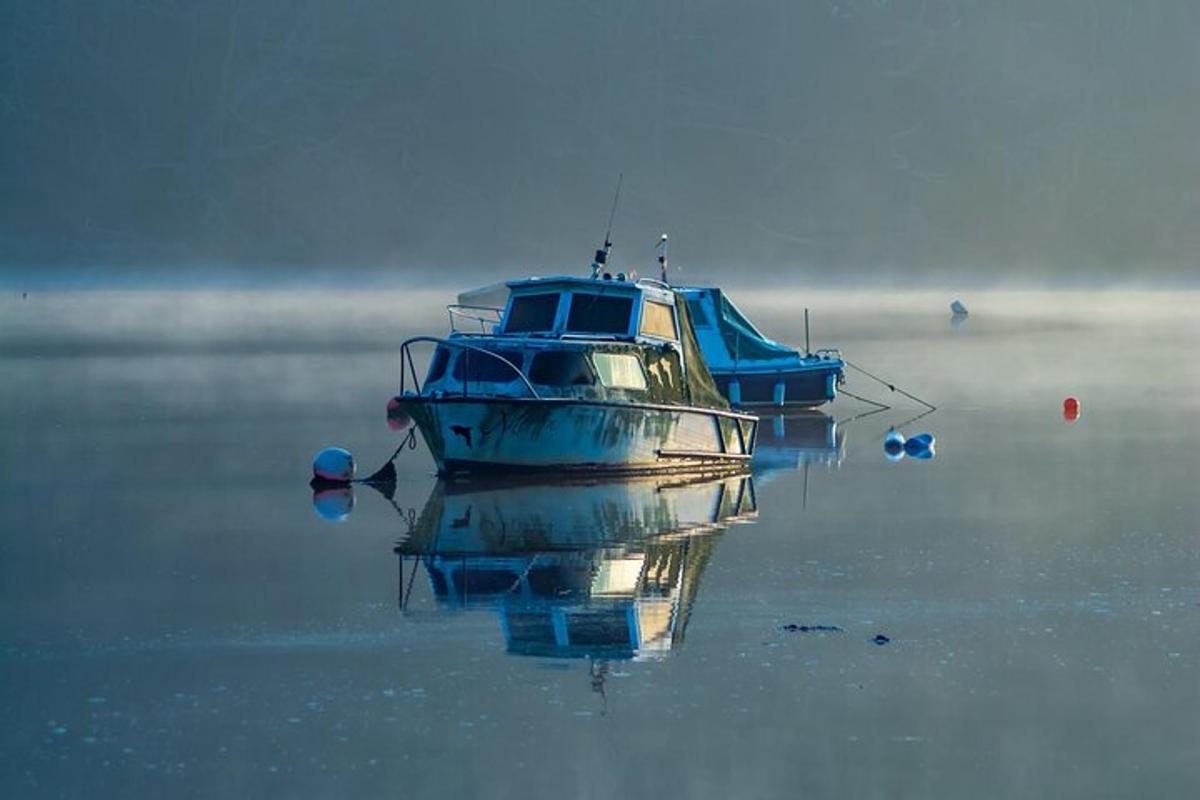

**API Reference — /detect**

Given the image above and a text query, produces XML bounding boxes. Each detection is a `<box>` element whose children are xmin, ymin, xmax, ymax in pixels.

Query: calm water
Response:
<box><xmin>1</xmin><ymin>289</ymin><xmax>1197</xmax><ymax>798</ymax></box>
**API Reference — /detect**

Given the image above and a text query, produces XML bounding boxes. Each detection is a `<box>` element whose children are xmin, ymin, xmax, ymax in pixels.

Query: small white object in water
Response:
<box><xmin>950</xmin><ymin>299</ymin><xmax>968</xmax><ymax>316</ymax></box>
<box><xmin>313</xmin><ymin>447</ymin><xmax>355</xmax><ymax>482</ymax></box>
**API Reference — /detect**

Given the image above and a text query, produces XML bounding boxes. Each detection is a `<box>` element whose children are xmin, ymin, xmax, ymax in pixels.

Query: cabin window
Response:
<box><xmin>592</xmin><ymin>353</ymin><xmax>647</xmax><ymax>390</ymax></box>
<box><xmin>686</xmin><ymin>298</ymin><xmax>711</xmax><ymax>328</ymax></box>
<box><xmin>529</xmin><ymin>351</ymin><xmax>594</xmax><ymax>386</ymax></box>
<box><xmin>566</xmin><ymin>294</ymin><xmax>633</xmax><ymax>335</ymax></box>
<box><xmin>504</xmin><ymin>293</ymin><xmax>560</xmax><ymax>333</ymax></box>
<box><xmin>565</xmin><ymin>609</ymin><xmax>633</xmax><ymax>646</ymax></box>
<box><xmin>639</xmin><ymin>299</ymin><xmax>677</xmax><ymax>340</ymax></box>
<box><xmin>452</xmin><ymin>348</ymin><xmax>524</xmax><ymax>383</ymax></box>
<box><xmin>425</xmin><ymin>346</ymin><xmax>451</xmax><ymax>383</ymax></box>
<box><xmin>505</xmin><ymin>612</ymin><xmax>557</xmax><ymax>645</ymax></box>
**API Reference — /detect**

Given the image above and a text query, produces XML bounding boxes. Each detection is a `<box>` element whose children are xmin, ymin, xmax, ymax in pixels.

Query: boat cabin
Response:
<box><xmin>420</xmin><ymin>276</ymin><xmax>728</xmax><ymax>409</ymax></box>
<box><xmin>498</xmin><ymin>276</ymin><xmax>681</xmax><ymax>343</ymax></box>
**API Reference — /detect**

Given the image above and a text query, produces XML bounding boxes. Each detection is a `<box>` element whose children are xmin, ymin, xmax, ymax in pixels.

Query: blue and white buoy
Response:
<box><xmin>903</xmin><ymin>432</ymin><xmax>934</xmax><ymax>453</ymax></box>
<box><xmin>884</xmin><ymin>430</ymin><xmax>906</xmax><ymax>460</ymax></box>
<box><xmin>313</xmin><ymin>447</ymin><xmax>355</xmax><ymax>483</ymax></box>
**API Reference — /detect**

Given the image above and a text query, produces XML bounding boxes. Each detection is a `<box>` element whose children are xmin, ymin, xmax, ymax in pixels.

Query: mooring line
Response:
<box><xmin>839</xmin><ymin>387</ymin><xmax>891</xmax><ymax>411</ymax></box>
<box><xmin>360</xmin><ymin>427</ymin><xmax>418</xmax><ymax>486</ymax></box>
<box><xmin>843</xmin><ymin>358</ymin><xmax>937</xmax><ymax>411</ymax></box>
<box><xmin>833</xmin><ymin>404</ymin><xmax>891</xmax><ymax>426</ymax></box>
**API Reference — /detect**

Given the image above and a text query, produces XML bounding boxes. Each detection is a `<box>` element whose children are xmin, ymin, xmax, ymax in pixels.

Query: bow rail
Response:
<box><xmin>446</xmin><ymin>304</ymin><xmax>503</xmax><ymax>335</ymax></box>
<box><xmin>399</xmin><ymin>336</ymin><xmax>541</xmax><ymax>399</ymax></box>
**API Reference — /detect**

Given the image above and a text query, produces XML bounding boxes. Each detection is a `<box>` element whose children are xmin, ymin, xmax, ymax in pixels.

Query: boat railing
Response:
<box><xmin>636</xmin><ymin>278</ymin><xmax>672</xmax><ymax>290</ymax></box>
<box><xmin>399</xmin><ymin>336</ymin><xmax>541</xmax><ymax>400</ymax></box>
<box><xmin>447</xmin><ymin>304</ymin><xmax>503</xmax><ymax>335</ymax></box>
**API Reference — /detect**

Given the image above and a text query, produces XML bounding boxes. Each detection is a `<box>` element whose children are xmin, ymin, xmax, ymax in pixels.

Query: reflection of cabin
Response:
<box><xmin>395</xmin><ymin>475</ymin><xmax>756</xmax><ymax>660</ymax></box>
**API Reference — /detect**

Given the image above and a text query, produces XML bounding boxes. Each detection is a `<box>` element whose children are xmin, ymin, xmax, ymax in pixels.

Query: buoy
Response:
<box><xmin>905</xmin><ymin>432</ymin><xmax>935</xmax><ymax>450</ymax></box>
<box><xmin>313</xmin><ymin>447</ymin><xmax>355</xmax><ymax>483</ymax></box>
<box><xmin>884</xmin><ymin>430</ymin><xmax>905</xmax><ymax>457</ymax></box>
<box><xmin>312</xmin><ymin>486</ymin><xmax>354</xmax><ymax>522</ymax></box>
<box><xmin>1063</xmin><ymin>397</ymin><xmax>1080</xmax><ymax>422</ymax></box>
<box><xmin>903</xmin><ymin>433</ymin><xmax>936</xmax><ymax>460</ymax></box>
<box><xmin>950</xmin><ymin>300</ymin><xmax>968</xmax><ymax>316</ymax></box>
<box><xmin>386</xmin><ymin>396</ymin><xmax>411</xmax><ymax>431</ymax></box>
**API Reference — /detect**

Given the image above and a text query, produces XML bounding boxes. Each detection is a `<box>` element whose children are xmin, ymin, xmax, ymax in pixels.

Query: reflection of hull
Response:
<box><xmin>395</xmin><ymin>474</ymin><xmax>756</xmax><ymax>660</ymax></box>
<box><xmin>752</xmin><ymin>411</ymin><xmax>844</xmax><ymax>475</ymax></box>
<box><xmin>398</xmin><ymin>396</ymin><xmax>757</xmax><ymax>477</ymax></box>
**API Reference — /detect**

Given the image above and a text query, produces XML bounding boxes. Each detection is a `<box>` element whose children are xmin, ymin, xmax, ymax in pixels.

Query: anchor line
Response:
<box><xmin>838</xmin><ymin>387</ymin><xmax>891</xmax><ymax>411</ymax></box>
<box><xmin>833</xmin><ymin>404</ymin><xmax>890</xmax><ymax>427</ymax></box>
<box><xmin>885</xmin><ymin>407</ymin><xmax>937</xmax><ymax>437</ymax></box>
<box><xmin>843</xmin><ymin>358</ymin><xmax>937</xmax><ymax>411</ymax></box>
<box><xmin>360</xmin><ymin>427</ymin><xmax>418</xmax><ymax>485</ymax></box>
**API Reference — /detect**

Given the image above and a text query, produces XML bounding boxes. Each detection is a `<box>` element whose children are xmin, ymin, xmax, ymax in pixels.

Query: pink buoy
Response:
<box><xmin>387</xmin><ymin>396</ymin><xmax>411</xmax><ymax>431</ymax></box>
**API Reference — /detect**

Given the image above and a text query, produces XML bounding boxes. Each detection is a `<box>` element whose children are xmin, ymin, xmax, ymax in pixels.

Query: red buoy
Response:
<box><xmin>1063</xmin><ymin>396</ymin><xmax>1080</xmax><ymax>422</ymax></box>
<box><xmin>386</xmin><ymin>396</ymin><xmax>411</xmax><ymax>431</ymax></box>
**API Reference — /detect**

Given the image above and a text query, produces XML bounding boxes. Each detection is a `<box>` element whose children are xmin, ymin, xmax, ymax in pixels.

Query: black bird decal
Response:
<box><xmin>450</xmin><ymin>425</ymin><xmax>472</xmax><ymax>447</ymax></box>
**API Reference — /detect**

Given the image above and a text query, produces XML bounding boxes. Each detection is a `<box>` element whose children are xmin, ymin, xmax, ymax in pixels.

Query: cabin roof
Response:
<box><xmin>505</xmin><ymin>275</ymin><xmax>674</xmax><ymax>302</ymax></box>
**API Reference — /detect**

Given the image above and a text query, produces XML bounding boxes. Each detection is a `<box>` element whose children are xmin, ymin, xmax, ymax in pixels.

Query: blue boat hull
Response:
<box><xmin>711</xmin><ymin>363</ymin><xmax>842</xmax><ymax>408</ymax></box>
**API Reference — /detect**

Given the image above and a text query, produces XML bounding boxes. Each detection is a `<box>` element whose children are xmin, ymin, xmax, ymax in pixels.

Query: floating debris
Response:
<box><xmin>872</xmin><ymin>634</ymin><xmax>891</xmax><ymax>645</ymax></box>
<box><xmin>782</xmin><ymin>624</ymin><xmax>843</xmax><ymax>633</ymax></box>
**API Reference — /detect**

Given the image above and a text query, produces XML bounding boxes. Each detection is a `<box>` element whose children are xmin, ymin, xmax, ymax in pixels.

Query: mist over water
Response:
<box><xmin>2</xmin><ymin>290</ymin><xmax>1198</xmax><ymax>796</ymax></box>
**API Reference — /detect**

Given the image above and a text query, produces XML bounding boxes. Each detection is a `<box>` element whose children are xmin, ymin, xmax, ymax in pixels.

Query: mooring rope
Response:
<box><xmin>843</xmin><ymin>358</ymin><xmax>937</xmax><ymax>411</ymax></box>
<box><xmin>361</xmin><ymin>427</ymin><xmax>418</xmax><ymax>485</ymax></box>
<box><xmin>839</xmin><ymin>387</ymin><xmax>891</xmax><ymax>410</ymax></box>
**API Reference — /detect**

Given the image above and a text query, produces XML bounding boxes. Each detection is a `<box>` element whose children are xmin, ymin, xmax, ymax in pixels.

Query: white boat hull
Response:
<box><xmin>398</xmin><ymin>396</ymin><xmax>757</xmax><ymax>476</ymax></box>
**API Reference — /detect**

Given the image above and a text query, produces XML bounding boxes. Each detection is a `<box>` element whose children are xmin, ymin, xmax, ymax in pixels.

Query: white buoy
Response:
<box><xmin>313</xmin><ymin>447</ymin><xmax>355</xmax><ymax>483</ymax></box>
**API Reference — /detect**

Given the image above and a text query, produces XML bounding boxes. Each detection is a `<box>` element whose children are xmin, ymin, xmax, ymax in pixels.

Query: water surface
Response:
<box><xmin>1</xmin><ymin>290</ymin><xmax>1197</xmax><ymax>798</ymax></box>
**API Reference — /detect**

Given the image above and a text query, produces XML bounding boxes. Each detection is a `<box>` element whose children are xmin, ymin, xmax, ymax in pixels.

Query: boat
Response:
<box><xmin>392</xmin><ymin>473</ymin><xmax>757</xmax><ymax>660</ymax></box>
<box><xmin>675</xmin><ymin>287</ymin><xmax>845</xmax><ymax>408</ymax></box>
<box><xmin>391</xmin><ymin>271</ymin><xmax>759</xmax><ymax>477</ymax></box>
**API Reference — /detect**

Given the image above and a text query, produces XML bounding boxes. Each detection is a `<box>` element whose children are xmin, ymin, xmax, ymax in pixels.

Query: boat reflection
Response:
<box><xmin>752</xmin><ymin>410</ymin><xmax>844</xmax><ymax>481</ymax></box>
<box><xmin>393</xmin><ymin>474</ymin><xmax>756</xmax><ymax>661</ymax></box>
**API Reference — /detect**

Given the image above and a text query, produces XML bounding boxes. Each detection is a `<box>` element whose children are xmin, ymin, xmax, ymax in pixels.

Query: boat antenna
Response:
<box><xmin>590</xmin><ymin>173</ymin><xmax>623</xmax><ymax>279</ymax></box>
<box><xmin>656</xmin><ymin>233</ymin><xmax>669</xmax><ymax>283</ymax></box>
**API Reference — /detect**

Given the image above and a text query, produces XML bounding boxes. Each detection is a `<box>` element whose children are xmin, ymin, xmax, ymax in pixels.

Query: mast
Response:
<box><xmin>656</xmin><ymin>234</ymin><xmax>669</xmax><ymax>283</ymax></box>
<box><xmin>590</xmin><ymin>173</ymin><xmax>623</xmax><ymax>279</ymax></box>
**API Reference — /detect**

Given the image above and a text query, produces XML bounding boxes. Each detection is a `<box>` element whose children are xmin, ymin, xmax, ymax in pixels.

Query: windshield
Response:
<box><xmin>566</xmin><ymin>294</ymin><xmax>633</xmax><ymax>335</ymax></box>
<box><xmin>504</xmin><ymin>293</ymin><xmax>560</xmax><ymax>333</ymax></box>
